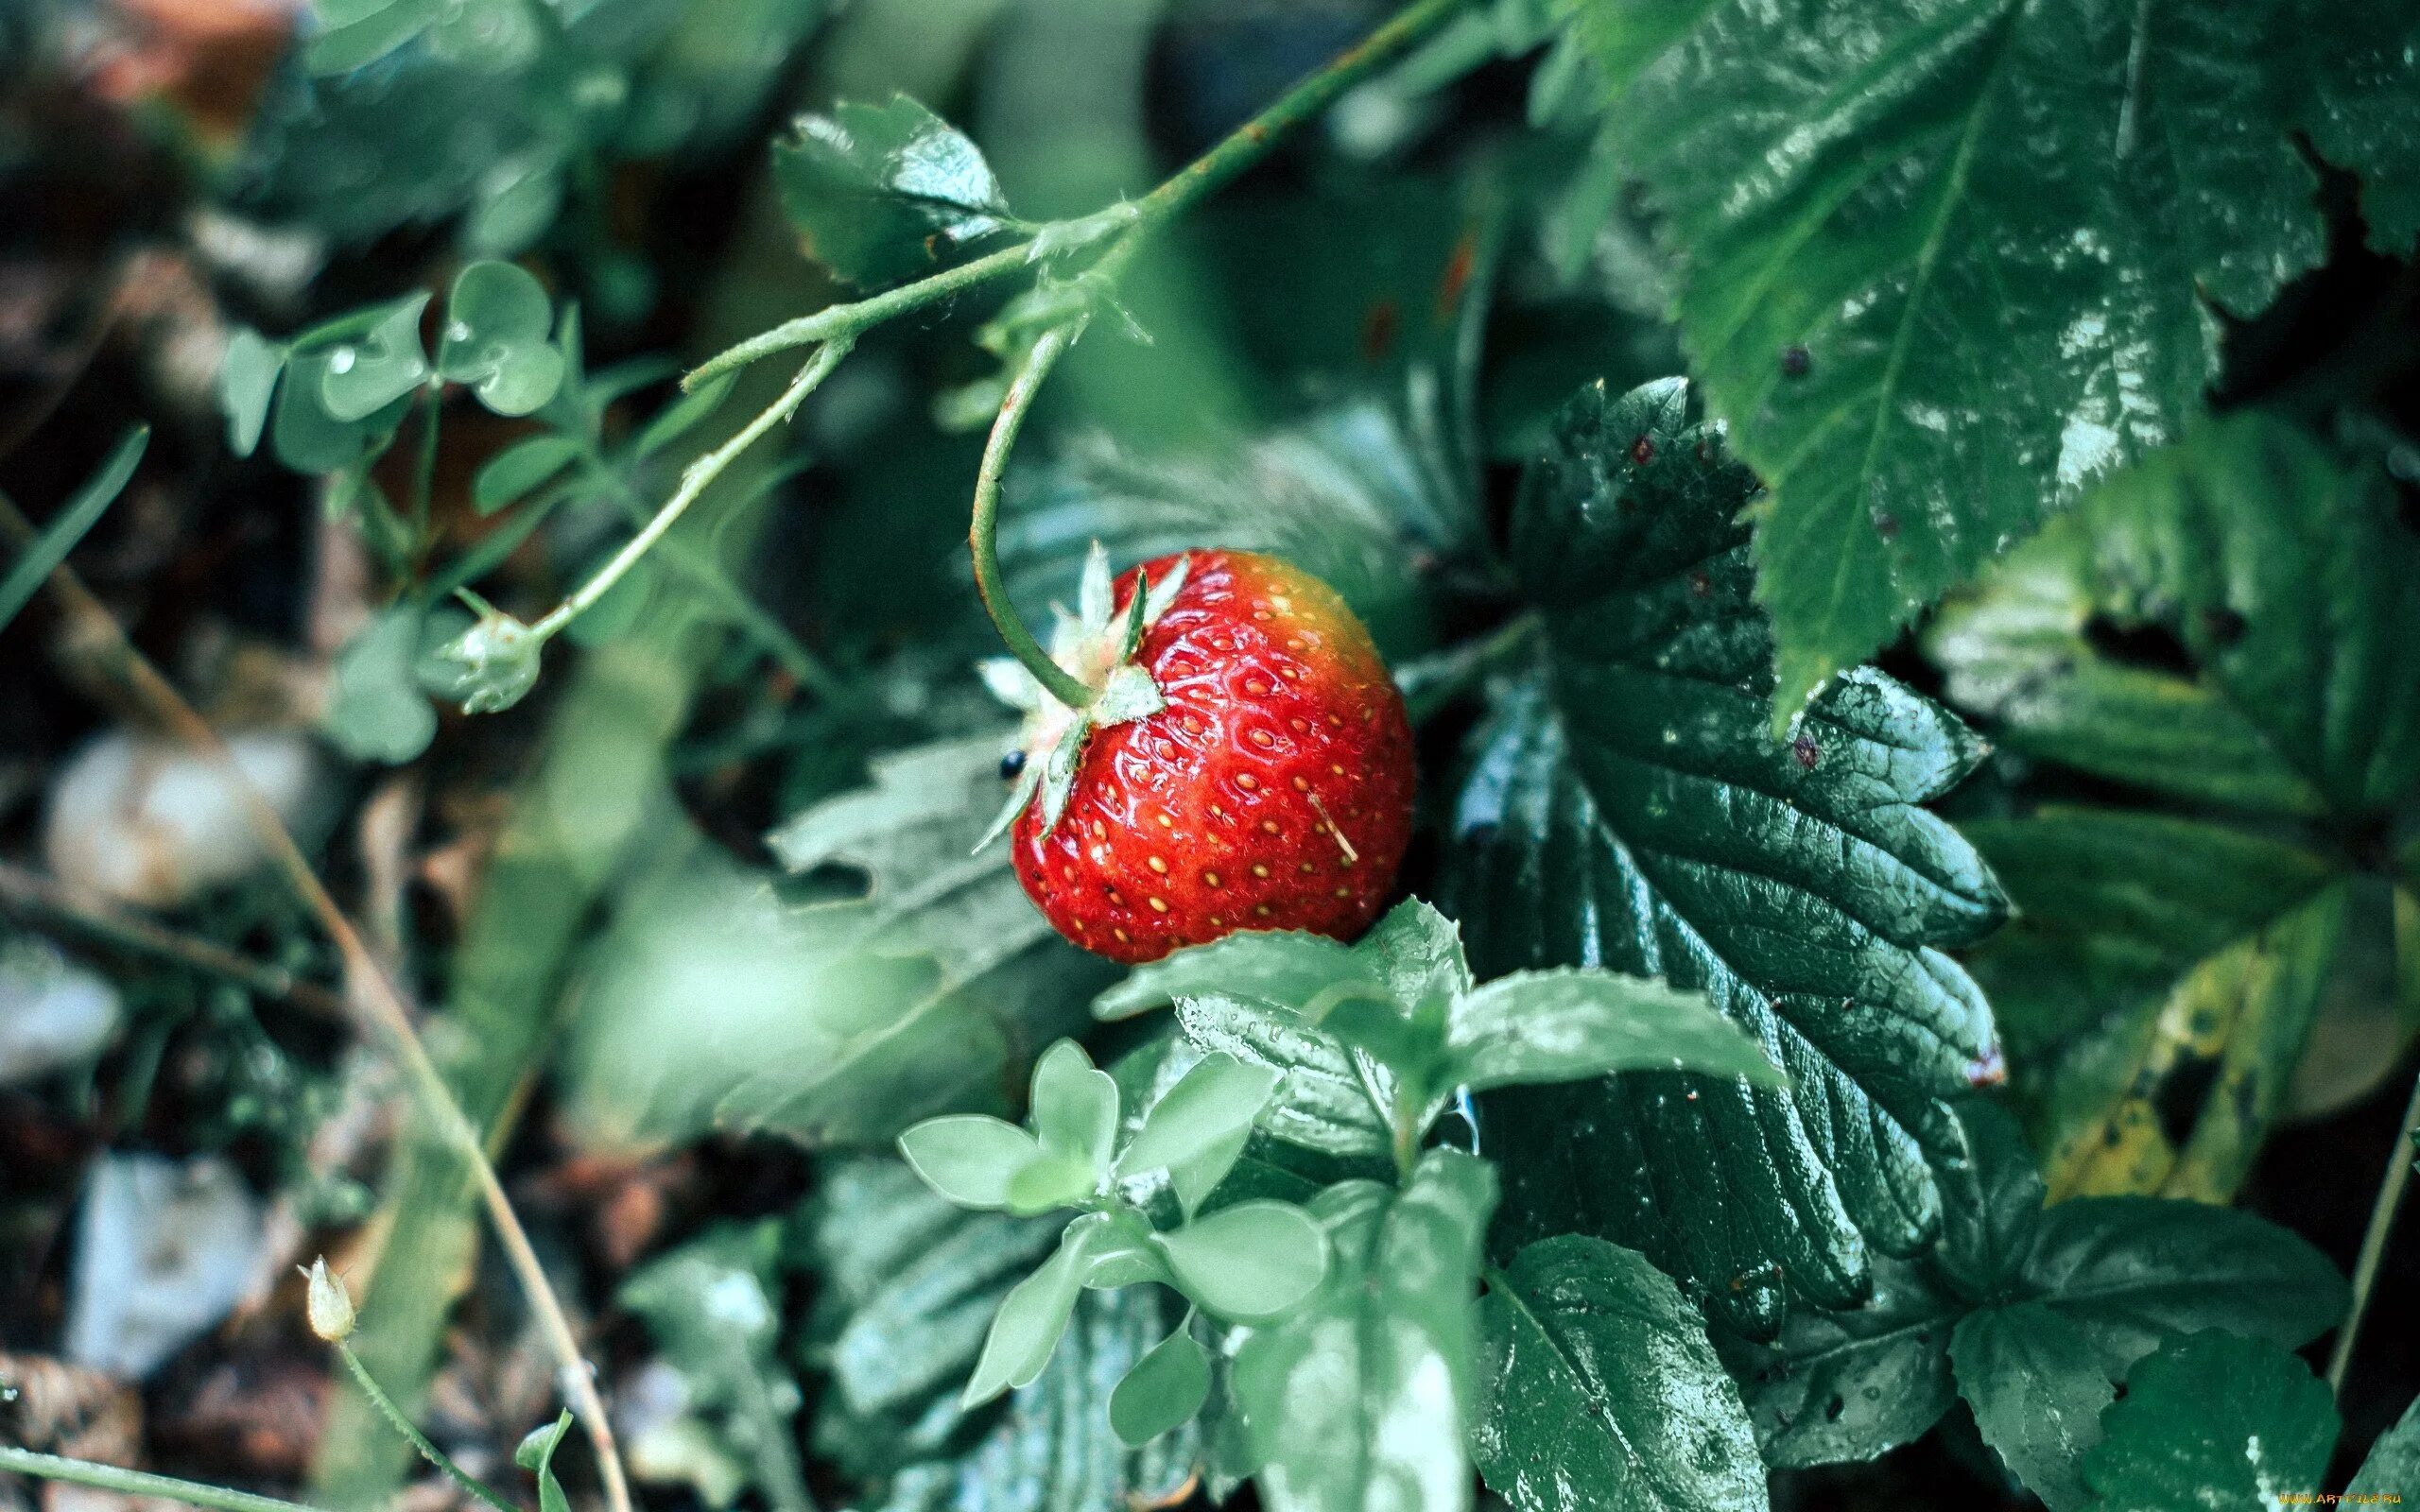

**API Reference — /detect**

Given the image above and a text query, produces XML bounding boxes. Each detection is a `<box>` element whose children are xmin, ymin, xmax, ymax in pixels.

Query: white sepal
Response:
<box><xmin>1092</xmin><ymin>663</ymin><xmax>1166</xmax><ymax>726</ymax></box>
<box><xmin>979</xmin><ymin>657</ymin><xmax>1046</xmax><ymax>713</ymax></box>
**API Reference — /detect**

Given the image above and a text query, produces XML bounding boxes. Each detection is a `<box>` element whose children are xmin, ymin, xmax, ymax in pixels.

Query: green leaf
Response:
<box><xmin>772</xmin><ymin>94</ymin><xmax>1012</xmax><ymax>288</ymax></box>
<box><xmin>1109</xmin><ymin>1329</ymin><xmax>1212</xmax><ymax>1447</ymax></box>
<box><xmin>1566</xmin><ymin>0</ymin><xmax>2420</xmax><ymax>707</ymax></box>
<box><xmin>1175</xmin><ymin>996</ymin><xmax>1392</xmax><ymax>1162</ymax></box>
<box><xmin>899</xmin><ymin>1116</ymin><xmax>1046</xmax><ymax>1211</ymax></box>
<box><xmin>1477</xmin><ymin>1235</ymin><xmax>1766</xmax><ymax>1512</ymax></box>
<box><xmin>865</xmin><ymin>1285</ymin><xmax>1202</xmax><ymax>1512</ymax></box>
<box><xmin>513</xmin><ymin>1412</ymin><xmax>574</xmax><ymax>1512</ymax></box>
<box><xmin>318</xmin><ymin>295</ymin><xmax>431</xmax><ymax>422</ymax></box>
<box><xmin>323</xmin><ymin>605</ymin><xmax>439</xmax><ymax>764</ymax></box>
<box><xmin>1443</xmin><ymin>970</ymin><xmax>1784</xmax><ymax>1092</ymax></box>
<box><xmin>304</xmin><ymin>0</ymin><xmax>436</xmax><ymax>73</ymax></box>
<box><xmin>2082</xmin><ymin>1332</ymin><xmax>2339</xmax><ymax>1512</ymax></box>
<box><xmin>1960</xmin><ymin>811</ymin><xmax>2349</xmax><ymax>1201</ymax></box>
<box><xmin>962</xmin><ymin>1214</ymin><xmax>1106</xmax><ymax>1407</ymax></box>
<box><xmin>1097</xmin><ymin>930</ymin><xmax>1366</xmax><ymax>1022</ymax></box>
<box><xmin>438</xmin><ymin>261</ymin><xmax>564</xmax><ymax>417</ymax></box>
<box><xmin>1114</xmin><ymin>1053</ymin><xmax>1282</xmax><ymax>1181</ymax></box>
<box><xmin>274</xmin><ymin>348</ymin><xmax>410</xmax><ymax>473</ymax></box>
<box><xmin>2349</xmin><ymin>1393</ymin><xmax>2420</xmax><ymax>1501</ymax></box>
<box><xmin>0</xmin><ymin>427</ymin><xmax>145</xmax><ymax>637</ymax></box>
<box><xmin>218</xmin><ymin>330</ymin><xmax>283</xmax><ymax>457</ymax></box>
<box><xmin>999</xmin><ymin>395</ymin><xmax>1476</xmax><ymax>662</ymax></box>
<box><xmin>1952</xmin><ymin>1303</ymin><xmax>2115</xmax><ymax>1511</ymax></box>
<box><xmin>717</xmin><ymin>735</ymin><xmax>1113</xmax><ymax>1145</ymax></box>
<box><xmin>1447</xmin><ymin>378</ymin><xmax>2004</xmax><ymax>1335</ymax></box>
<box><xmin>1153</xmin><ymin>1201</ymin><xmax>1328</xmax><ymax>1323</ymax></box>
<box><xmin>1930</xmin><ymin>414</ymin><xmax>2420</xmax><ymax>1195</ymax></box>
<box><xmin>1717</xmin><ymin>1102</ymin><xmax>2346</xmax><ymax>1469</ymax></box>
<box><xmin>473</xmin><ymin>434</ymin><xmax>581</xmax><ymax>515</ymax></box>
<box><xmin>635</xmin><ymin>372</ymin><xmax>736</xmax><ymax>457</ymax></box>
<box><xmin>1030</xmin><ymin>1040</ymin><xmax>1118</xmax><ymax>1184</ymax></box>
<box><xmin>1230</xmin><ymin>1150</ymin><xmax>1497</xmax><ymax>1512</ymax></box>
<box><xmin>803</xmin><ymin>1160</ymin><xmax>1061</xmax><ymax>1425</ymax></box>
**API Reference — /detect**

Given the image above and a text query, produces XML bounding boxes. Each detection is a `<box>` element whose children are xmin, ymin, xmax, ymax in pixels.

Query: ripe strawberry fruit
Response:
<box><xmin>986</xmin><ymin>548</ymin><xmax>1415</xmax><ymax>964</ymax></box>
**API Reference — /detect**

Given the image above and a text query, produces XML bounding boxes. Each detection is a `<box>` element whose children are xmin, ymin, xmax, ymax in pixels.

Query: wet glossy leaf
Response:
<box><xmin>1952</xmin><ymin>1303</ymin><xmax>2114</xmax><ymax>1511</ymax></box>
<box><xmin>438</xmin><ymin>262</ymin><xmax>564</xmax><ymax>417</ymax></box>
<box><xmin>1447</xmin><ymin>378</ymin><xmax>2005</xmax><ymax>1335</ymax></box>
<box><xmin>2081</xmin><ymin>1332</ymin><xmax>2338</xmax><ymax>1512</ymax></box>
<box><xmin>1477</xmin><ymin>1235</ymin><xmax>1765</xmax><ymax>1512</ymax></box>
<box><xmin>773</xmin><ymin>95</ymin><xmax>1012</xmax><ymax>287</ymax></box>
<box><xmin>2349</xmin><ymin>1394</ymin><xmax>2420</xmax><ymax>1501</ymax></box>
<box><xmin>1230</xmin><ymin>1151</ymin><xmax>1497</xmax><ymax>1512</ymax></box>
<box><xmin>1174</xmin><ymin>995</ymin><xmax>1393</xmax><ymax>1162</ymax></box>
<box><xmin>1933</xmin><ymin>415</ymin><xmax>2420</xmax><ymax>1196</ymax></box>
<box><xmin>1717</xmin><ymin>1104</ymin><xmax>2346</xmax><ymax>1474</ymax></box>
<box><xmin>318</xmin><ymin>295</ymin><xmax>430</xmax><ymax>422</ymax></box>
<box><xmin>1566</xmin><ymin>0</ymin><xmax>2420</xmax><ymax>709</ymax></box>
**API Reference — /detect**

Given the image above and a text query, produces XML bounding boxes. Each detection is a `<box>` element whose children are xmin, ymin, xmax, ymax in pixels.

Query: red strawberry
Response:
<box><xmin>988</xmin><ymin>549</ymin><xmax>1415</xmax><ymax>964</ymax></box>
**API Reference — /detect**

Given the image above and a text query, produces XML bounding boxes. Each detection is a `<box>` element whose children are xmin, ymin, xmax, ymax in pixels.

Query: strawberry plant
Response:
<box><xmin>0</xmin><ymin>2</ymin><xmax>2416</xmax><ymax>1512</ymax></box>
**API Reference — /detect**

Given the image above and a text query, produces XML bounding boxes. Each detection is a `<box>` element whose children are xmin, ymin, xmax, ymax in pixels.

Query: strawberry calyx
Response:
<box><xmin>977</xmin><ymin>543</ymin><xmax>1190</xmax><ymax>849</ymax></box>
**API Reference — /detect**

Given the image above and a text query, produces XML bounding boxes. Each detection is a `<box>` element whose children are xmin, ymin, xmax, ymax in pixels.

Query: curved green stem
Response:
<box><xmin>2325</xmin><ymin>1065</ymin><xmax>2420</xmax><ymax>1394</ymax></box>
<box><xmin>683</xmin><ymin>0</ymin><xmax>1476</xmax><ymax>388</ymax></box>
<box><xmin>337</xmin><ymin>1347</ymin><xmax>519</xmax><ymax>1512</ymax></box>
<box><xmin>530</xmin><ymin>336</ymin><xmax>852</xmax><ymax>644</ymax></box>
<box><xmin>970</xmin><ymin>321</ymin><xmax>1095</xmax><ymax>708</ymax></box>
<box><xmin>0</xmin><ymin>1448</ymin><xmax>334</xmax><ymax>1512</ymax></box>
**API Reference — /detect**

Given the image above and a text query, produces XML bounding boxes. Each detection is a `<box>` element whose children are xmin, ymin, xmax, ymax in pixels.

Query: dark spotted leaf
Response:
<box><xmin>1446</xmin><ymin>376</ymin><xmax>2005</xmax><ymax>1335</ymax></box>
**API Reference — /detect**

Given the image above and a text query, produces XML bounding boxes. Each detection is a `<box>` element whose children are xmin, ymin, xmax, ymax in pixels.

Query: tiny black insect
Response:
<box><xmin>1000</xmin><ymin>748</ymin><xmax>1028</xmax><ymax>781</ymax></box>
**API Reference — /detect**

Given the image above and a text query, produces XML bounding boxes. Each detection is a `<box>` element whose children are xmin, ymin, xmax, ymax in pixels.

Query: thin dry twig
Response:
<box><xmin>0</xmin><ymin>491</ymin><xmax>633</xmax><ymax>1512</ymax></box>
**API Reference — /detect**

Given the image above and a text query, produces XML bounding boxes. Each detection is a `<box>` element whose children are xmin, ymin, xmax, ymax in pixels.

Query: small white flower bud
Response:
<box><xmin>302</xmin><ymin>1257</ymin><xmax>356</xmax><ymax>1342</ymax></box>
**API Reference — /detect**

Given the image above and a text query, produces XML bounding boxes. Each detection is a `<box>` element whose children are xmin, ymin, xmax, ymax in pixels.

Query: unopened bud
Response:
<box><xmin>303</xmin><ymin>1256</ymin><xmax>356</xmax><ymax>1342</ymax></box>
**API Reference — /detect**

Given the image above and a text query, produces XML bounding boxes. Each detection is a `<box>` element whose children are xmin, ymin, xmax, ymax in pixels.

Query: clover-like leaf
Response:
<box><xmin>322</xmin><ymin>605</ymin><xmax>438</xmax><ymax>765</ymax></box>
<box><xmin>438</xmin><ymin>261</ymin><xmax>564</xmax><ymax>417</ymax></box>
<box><xmin>318</xmin><ymin>294</ymin><xmax>430</xmax><ymax>422</ymax></box>
<box><xmin>772</xmin><ymin>94</ymin><xmax>1013</xmax><ymax>288</ymax></box>
<box><xmin>1114</xmin><ymin>1052</ymin><xmax>1281</xmax><ymax>1182</ymax></box>
<box><xmin>1109</xmin><ymin>1327</ymin><xmax>1212</xmax><ymax>1448</ymax></box>
<box><xmin>898</xmin><ymin>1115</ymin><xmax>1045</xmax><ymax>1211</ymax></box>
<box><xmin>219</xmin><ymin>328</ymin><xmax>284</xmax><ymax>457</ymax></box>
<box><xmin>1447</xmin><ymin>378</ymin><xmax>2005</xmax><ymax>1335</ymax></box>
<box><xmin>1152</xmin><ymin>1200</ymin><xmax>1328</xmax><ymax>1324</ymax></box>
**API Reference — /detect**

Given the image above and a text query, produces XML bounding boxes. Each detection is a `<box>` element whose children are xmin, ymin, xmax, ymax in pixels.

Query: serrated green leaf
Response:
<box><xmin>1152</xmin><ymin>1200</ymin><xmax>1328</xmax><ymax>1323</ymax></box>
<box><xmin>1952</xmin><ymin>1303</ymin><xmax>2114</xmax><ymax>1511</ymax></box>
<box><xmin>1447</xmin><ymin>378</ymin><xmax>2004</xmax><ymax>1335</ymax></box>
<box><xmin>718</xmin><ymin>735</ymin><xmax>1113</xmax><ymax>1145</ymax></box>
<box><xmin>1444</xmin><ymin>970</ymin><xmax>1784</xmax><ymax>1092</ymax></box>
<box><xmin>1109</xmin><ymin>1329</ymin><xmax>1211</xmax><ymax>1447</ymax></box>
<box><xmin>1477</xmin><ymin>1235</ymin><xmax>1766</xmax><ymax>1512</ymax></box>
<box><xmin>1566</xmin><ymin>0</ymin><xmax>2420</xmax><ymax>707</ymax></box>
<box><xmin>472</xmin><ymin>434</ymin><xmax>581</xmax><ymax>515</ymax></box>
<box><xmin>1231</xmin><ymin>1150</ymin><xmax>1497</xmax><ymax>1512</ymax></box>
<box><xmin>2082</xmin><ymin>1332</ymin><xmax>2339</xmax><ymax>1512</ymax></box>
<box><xmin>899</xmin><ymin>1116</ymin><xmax>1046</xmax><ymax>1211</ymax></box>
<box><xmin>1175</xmin><ymin>996</ymin><xmax>1392</xmax><ymax>1162</ymax></box>
<box><xmin>2349</xmin><ymin>1394</ymin><xmax>2420</xmax><ymax>1501</ymax></box>
<box><xmin>1931</xmin><ymin>415</ymin><xmax>2420</xmax><ymax>1195</ymax></box>
<box><xmin>1716</xmin><ymin>1102</ymin><xmax>2345</xmax><ymax>1469</ymax></box>
<box><xmin>1961</xmin><ymin>811</ymin><xmax>2349</xmax><ymax>1201</ymax></box>
<box><xmin>772</xmin><ymin>94</ymin><xmax>1012</xmax><ymax>288</ymax></box>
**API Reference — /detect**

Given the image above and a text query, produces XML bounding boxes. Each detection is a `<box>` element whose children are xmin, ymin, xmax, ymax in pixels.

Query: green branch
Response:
<box><xmin>969</xmin><ymin>321</ymin><xmax>1094</xmax><ymax>707</ymax></box>
<box><xmin>337</xmin><ymin>1347</ymin><xmax>520</xmax><ymax>1512</ymax></box>
<box><xmin>2325</xmin><ymin>1066</ymin><xmax>2420</xmax><ymax>1393</ymax></box>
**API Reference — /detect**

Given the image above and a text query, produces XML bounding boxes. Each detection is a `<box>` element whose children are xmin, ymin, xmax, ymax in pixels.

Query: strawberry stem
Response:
<box><xmin>971</xmin><ymin>319</ymin><xmax>1098</xmax><ymax>709</ymax></box>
